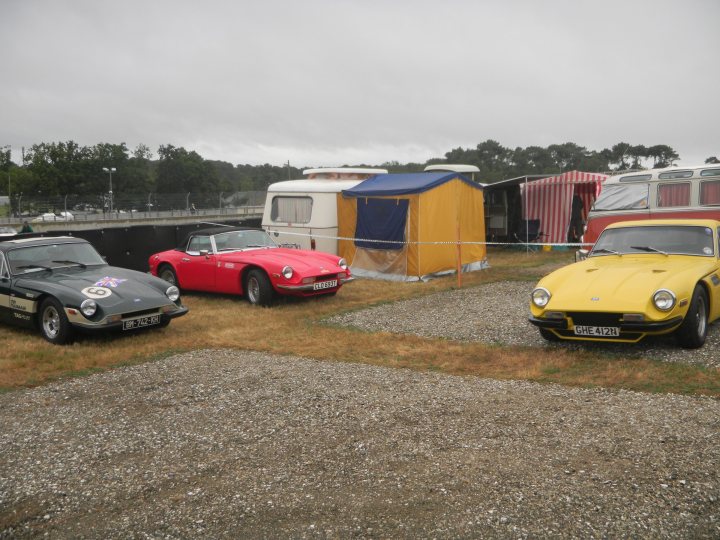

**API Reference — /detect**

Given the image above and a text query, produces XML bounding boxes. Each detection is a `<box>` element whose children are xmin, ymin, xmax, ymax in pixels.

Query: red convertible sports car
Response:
<box><xmin>148</xmin><ymin>227</ymin><xmax>353</xmax><ymax>306</ymax></box>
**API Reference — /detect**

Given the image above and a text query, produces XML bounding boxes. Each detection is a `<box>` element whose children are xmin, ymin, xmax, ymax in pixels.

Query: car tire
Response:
<box><xmin>158</xmin><ymin>265</ymin><xmax>178</xmax><ymax>288</ymax></box>
<box><xmin>675</xmin><ymin>285</ymin><xmax>708</xmax><ymax>349</ymax></box>
<box><xmin>39</xmin><ymin>297</ymin><xmax>74</xmax><ymax>345</ymax></box>
<box><xmin>539</xmin><ymin>328</ymin><xmax>560</xmax><ymax>342</ymax></box>
<box><xmin>245</xmin><ymin>269</ymin><xmax>274</xmax><ymax>306</ymax></box>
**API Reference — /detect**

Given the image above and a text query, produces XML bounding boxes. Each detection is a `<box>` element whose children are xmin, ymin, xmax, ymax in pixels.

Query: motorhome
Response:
<box><xmin>424</xmin><ymin>164</ymin><xmax>481</xmax><ymax>183</ymax></box>
<box><xmin>584</xmin><ymin>164</ymin><xmax>720</xmax><ymax>245</ymax></box>
<box><xmin>262</xmin><ymin>168</ymin><xmax>388</xmax><ymax>254</ymax></box>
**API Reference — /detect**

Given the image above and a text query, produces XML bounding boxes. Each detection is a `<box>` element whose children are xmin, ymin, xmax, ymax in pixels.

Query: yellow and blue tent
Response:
<box><xmin>337</xmin><ymin>172</ymin><xmax>487</xmax><ymax>281</ymax></box>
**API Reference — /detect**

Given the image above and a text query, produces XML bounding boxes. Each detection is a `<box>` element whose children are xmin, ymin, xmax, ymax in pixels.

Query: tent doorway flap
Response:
<box><xmin>354</xmin><ymin>198</ymin><xmax>409</xmax><ymax>250</ymax></box>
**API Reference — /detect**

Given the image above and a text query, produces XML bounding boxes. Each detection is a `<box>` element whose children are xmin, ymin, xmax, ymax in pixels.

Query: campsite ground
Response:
<box><xmin>2</xmin><ymin>350</ymin><xmax>718</xmax><ymax>538</ymax></box>
<box><xmin>1</xmin><ymin>250</ymin><xmax>718</xmax><ymax>537</ymax></box>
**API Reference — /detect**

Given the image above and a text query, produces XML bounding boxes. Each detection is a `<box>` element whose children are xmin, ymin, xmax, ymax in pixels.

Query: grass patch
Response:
<box><xmin>1</xmin><ymin>248</ymin><xmax>718</xmax><ymax>397</ymax></box>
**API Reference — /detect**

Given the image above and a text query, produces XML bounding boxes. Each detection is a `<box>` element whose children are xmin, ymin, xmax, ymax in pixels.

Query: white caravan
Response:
<box><xmin>262</xmin><ymin>168</ymin><xmax>388</xmax><ymax>254</ymax></box>
<box><xmin>424</xmin><ymin>164</ymin><xmax>481</xmax><ymax>183</ymax></box>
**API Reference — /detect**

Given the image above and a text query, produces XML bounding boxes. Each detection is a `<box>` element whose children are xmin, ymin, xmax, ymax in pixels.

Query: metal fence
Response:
<box><xmin>1</xmin><ymin>191</ymin><xmax>267</xmax><ymax>223</ymax></box>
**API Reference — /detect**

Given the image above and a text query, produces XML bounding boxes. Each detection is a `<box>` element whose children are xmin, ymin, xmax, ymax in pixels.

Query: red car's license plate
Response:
<box><xmin>313</xmin><ymin>279</ymin><xmax>337</xmax><ymax>291</ymax></box>
<box><xmin>123</xmin><ymin>314</ymin><xmax>161</xmax><ymax>330</ymax></box>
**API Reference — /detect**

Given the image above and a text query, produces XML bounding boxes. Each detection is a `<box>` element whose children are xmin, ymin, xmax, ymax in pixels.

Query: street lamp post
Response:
<box><xmin>1</xmin><ymin>146</ymin><xmax>10</xmax><ymax>214</ymax></box>
<box><xmin>102</xmin><ymin>167</ymin><xmax>116</xmax><ymax>215</ymax></box>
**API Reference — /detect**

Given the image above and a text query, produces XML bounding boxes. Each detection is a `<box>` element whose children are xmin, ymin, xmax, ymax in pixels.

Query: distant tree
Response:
<box><xmin>523</xmin><ymin>146</ymin><xmax>555</xmax><ymax>174</ymax></box>
<box><xmin>646</xmin><ymin>144</ymin><xmax>680</xmax><ymax>168</ymax></box>
<box><xmin>156</xmin><ymin>145</ymin><xmax>219</xmax><ymax>193</ymax></box>
<box><xmin>548</xmin><ymin>142</ymin><xmax>587</xmax><ymax>172</ymax></box>
<box><xmin>610</xmin><ymin>142</ymin><xmax>633</xmax><ymax>170</ymax></box>
<box><xmin>629</xmin><ymin>145</ymin><xmax>648</xmax><ymax>170</ymax></box>
<box><xmin>24</xmin><ymin>141</ymin><xmax>97</xmax><ymax>196</ymax></box>
<box><xmin>705</xmin><ymin>156</ymin><xmax>720</xmax><ymax>164</ymax></box>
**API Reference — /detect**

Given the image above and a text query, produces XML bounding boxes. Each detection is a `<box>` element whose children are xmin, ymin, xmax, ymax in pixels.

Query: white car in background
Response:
<box><xmin>32</xmin><ymin>211</ymin><xmax>74</xmax><ymax>222</ymax></box>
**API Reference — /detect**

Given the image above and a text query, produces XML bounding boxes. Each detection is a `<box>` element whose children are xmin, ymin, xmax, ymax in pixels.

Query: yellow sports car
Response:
<box><xmin>529</xmin><ymin>219</ymin><xmax>720</xmax><ymax>348</ymax></box>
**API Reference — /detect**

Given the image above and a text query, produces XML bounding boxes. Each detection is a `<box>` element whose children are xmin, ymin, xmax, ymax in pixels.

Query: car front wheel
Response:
<box><xmin>245</xmin><ymin>269</ymin><xmax>274</xmax><ymax>306</ymax></box>
<box><xmin>39</xmin><ymin>297</ymin><xmax>74</xmax><ymax>345</ymax></box>
<box><xmin>675</xmin><ymin>285</ymin><xmax>708</xmax><ymax>349</ymax></box>
<box><xmin>158</xmin><ymin>265</ymin><xmax>178</xmax><ymax>287</ymax></box>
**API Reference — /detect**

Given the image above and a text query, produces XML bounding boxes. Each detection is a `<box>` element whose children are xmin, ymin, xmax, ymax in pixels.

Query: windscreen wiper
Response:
<box><xmin>52</xmin><ymin>260</ymin><xmax>88</xmax><ymax>268</ymax></box>
<box><xmin>591</xmin><ymin>248</ymin><xmax>620</xmax><ymax>255</ymax></box>
<box><xmin>15</xmin><ymin>264</ymin><xmax>53</xmax><ymax>272</ymax></box>
<box><xmin>630</xmin><ymin>246</ymin><xmax>668</xmax><ymax>256</ymax></box>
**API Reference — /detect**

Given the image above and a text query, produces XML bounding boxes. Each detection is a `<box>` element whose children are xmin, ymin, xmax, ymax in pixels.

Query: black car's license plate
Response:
<box><xmin>123</xmin><ymin>314</ymin><xmax>161</xmax><ymax>330</ymax></box>
<box><xmin>313</xmin><ymin>279</ymin><xmax>337</xmax><ymax>291</ymax></box>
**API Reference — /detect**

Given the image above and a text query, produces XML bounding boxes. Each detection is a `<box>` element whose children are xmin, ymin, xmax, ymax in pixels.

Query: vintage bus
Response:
<box><xmin>583</xmin><ymin>164</ymin><xmax>720</xmax><ymax>245</ymax></box>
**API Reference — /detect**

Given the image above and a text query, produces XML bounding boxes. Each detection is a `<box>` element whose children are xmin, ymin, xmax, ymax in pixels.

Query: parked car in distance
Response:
<box><xmin>529</xmin><ymin>219</ymin><xmax>720</xmax><ymax>349</ymax></box>
<box><xmin>149</xmin><ymin>227</ymin><xmax>353</xmax><ymax>306</ymax></box>
<box><xmin>0</xmin><ymin>227</ymin><xmax>17</xmax><ymax>237</ymax></box>
<box><xmin>31</xmin><ymin>211</ymin><xmax>74</xmax><ymax>222</ymax></box>
<box><xmin>1</xmin><ymin>236</ymin><xmax>188</xmax><ymax>344</ymax></box>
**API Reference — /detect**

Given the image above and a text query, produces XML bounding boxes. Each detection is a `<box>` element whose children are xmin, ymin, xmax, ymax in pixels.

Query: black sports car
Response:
<box><xmin>0</xmin><ymin>236</ymin><xmax>188</xmax><ymax>344</ymax></box>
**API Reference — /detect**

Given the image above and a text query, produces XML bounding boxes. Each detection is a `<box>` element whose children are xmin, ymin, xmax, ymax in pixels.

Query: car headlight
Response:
<box><xmin>338</xmin><ymin>258</ymin><xmax>348</xmax><ymax>270</ymax></box>
<box><xmin>653</xmin><ymin>289</ymin><xmax>676</xmax><ymax>311</ymax></box>
<box><xmin>166</xmin><ymin>286</ymin><xmax>180</xmax><ymax>302</ymax></box>
<box><xmin>282</xmin><ymin>265</ymin><xmax>293</xmax><ymax>279</ymax></box>
<box><xmin>80</xmin><ymin>299</ymin><xmax>97</xmax><ymax>317</ymax></box>
<box><xmin>531</xmin><ymin>287</ymin><xmax>551</xmax><ymax>308</ymax></box>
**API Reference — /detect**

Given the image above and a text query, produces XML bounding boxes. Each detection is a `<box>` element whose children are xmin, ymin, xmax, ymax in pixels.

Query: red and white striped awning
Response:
<box><xmin>521</xmin><ymin>171</ymin><xmax>608</xmax><ymax>243</ymax></box>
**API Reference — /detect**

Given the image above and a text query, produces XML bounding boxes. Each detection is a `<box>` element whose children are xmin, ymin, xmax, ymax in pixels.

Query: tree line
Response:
<box><xmin>1</xmin><ymin>139</ymin><xmax>717</xmax><ymax>197</ymax></box>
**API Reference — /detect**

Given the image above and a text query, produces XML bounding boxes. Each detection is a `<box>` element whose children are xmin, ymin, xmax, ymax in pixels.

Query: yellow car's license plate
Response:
<box><xmin>574</xmin><ymin>325</ymin><xmax>620</xmax><ymax>337</ymax></box>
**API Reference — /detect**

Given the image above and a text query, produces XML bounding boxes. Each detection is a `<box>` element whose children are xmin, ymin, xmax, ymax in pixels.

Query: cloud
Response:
<box><xmin>1</xmin><ymin>0</ymin><xmax>718</xmax><ymax>167</ymax></box>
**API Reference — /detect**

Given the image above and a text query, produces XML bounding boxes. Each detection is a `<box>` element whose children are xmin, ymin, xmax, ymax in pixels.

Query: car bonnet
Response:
<box><xmin>541</xmin><ymin>256</ymin><xmax>718</xmax><ymax>312</ymax></box>
<box><xmin>222</xmin><ymin>247</ymin><xmax>339</xmax><ymax>273</ymax></box>
<box><xmin>17</xmin><ymin>266</ymin><xmax>171</xmax><ymax>309</ymax></box>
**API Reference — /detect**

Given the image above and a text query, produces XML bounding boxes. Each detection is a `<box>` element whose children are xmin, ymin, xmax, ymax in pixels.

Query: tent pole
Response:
<box><xmin>456</xmin><ymin>222</ymin><xmax>462</xmax><ymax>288</ymax></box>
<box><xmin>525</xmin><ymin>177</ymin><xmax>529</xmax><ymax>255</ymax></box>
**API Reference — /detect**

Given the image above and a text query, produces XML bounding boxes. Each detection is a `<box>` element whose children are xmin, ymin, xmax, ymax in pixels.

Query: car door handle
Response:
<box><xmin>182</xmin><ymin>258</ymin><xmax>190</xmax><ymax>262</ymax></box>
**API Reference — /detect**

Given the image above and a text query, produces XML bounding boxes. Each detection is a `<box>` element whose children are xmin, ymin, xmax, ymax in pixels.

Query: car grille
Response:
<box><xmin>560</xmin><ymin>312</ymin><xmax>641</xmax><ymax>341</ymax></box>
<box><xmin>121</xmin><ymin>307</ymin><xmax>161</xmax><ymax>319</ymax></box>
<box><xmin>566</xmin><ymin>312</ymin><xmax>622</xmax><ymax>326</ymax></box>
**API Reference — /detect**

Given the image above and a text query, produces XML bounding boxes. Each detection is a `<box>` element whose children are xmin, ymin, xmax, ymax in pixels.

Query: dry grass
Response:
<box><xmin>1</xmin><ymin>248</ymin><xmax>719</xmax><ymax>396</ymax></box>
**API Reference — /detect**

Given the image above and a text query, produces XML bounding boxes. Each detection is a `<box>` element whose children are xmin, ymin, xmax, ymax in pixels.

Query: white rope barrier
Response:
<box><xmin>264</xmin><ymin>228</ymin><xmax>586</xmax><ymax>248</ymax></box>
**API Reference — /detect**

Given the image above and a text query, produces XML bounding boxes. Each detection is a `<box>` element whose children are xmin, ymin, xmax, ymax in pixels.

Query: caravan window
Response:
<box><xmin>657</xmin><ymin>183</ymin><xmax>690</xmax><ymax>207</ymax></box>
<box><xmin>271</xmin><ymin>196</ymin><xmax>313</xmax><ymax>223</ymax></box>
<box><xmin>593</xmin><ymin>183</ymin><xmax>649</xmax><ymax>211</ymax></box>
<box><xmin>700</xmin><ymin>180</ymin><xmax>720</xmax><ymax>206</ymax></box>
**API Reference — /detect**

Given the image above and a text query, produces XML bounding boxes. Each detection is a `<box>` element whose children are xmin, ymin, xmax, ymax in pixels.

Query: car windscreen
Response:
<box><xmin>7</xmin><ymin>242</ymin><xmax>106</xmax><ymax>274</ymax></box>
<box><xmin>591</xmin><ymin>225</ymin><xmax>715</xmax><ymax>257</ymax></box>
<box><xmin>213</xmin><ymin>230</ymin><xmax>277</xmax><ymax>251</ymax></box>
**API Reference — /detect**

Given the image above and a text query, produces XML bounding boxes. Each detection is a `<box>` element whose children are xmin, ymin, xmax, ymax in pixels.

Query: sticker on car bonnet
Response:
<box><xmin>82</xmin><ymin>286</ymin><xmax>112</xmax><ymax>299</ymax></box>
<box><xmin>94</xmin><ymin>277</ymin><xmax>127</xmax><ymax>288</ymax></box>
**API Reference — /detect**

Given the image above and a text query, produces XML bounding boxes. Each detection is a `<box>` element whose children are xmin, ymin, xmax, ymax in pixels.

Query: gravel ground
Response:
<box><xmin>1</xmin><ymin>349</ymin><xmax>719</xmax><ymax>538</ymax></box>
<box><xmin>327</xmin><ymin>280</ymin><xmax>720</xmax><ymax>368</ymax></box>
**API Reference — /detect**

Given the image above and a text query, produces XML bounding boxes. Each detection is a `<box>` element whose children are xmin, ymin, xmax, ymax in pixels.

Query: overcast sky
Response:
<box><xmin>1</xmin><ymin>0</ymin><xmax>718</xmax><ymax>170</ymax></box>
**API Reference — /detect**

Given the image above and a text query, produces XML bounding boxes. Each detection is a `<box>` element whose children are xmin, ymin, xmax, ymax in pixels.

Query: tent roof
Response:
<box><xmin>524</xmin><ymin>170</ymin><xmax>608</xmax><ymax>187</ymax></box>
<box><xmin>342</xmin><ymin>172</ymin><xmax>482</xmax><ymax>197</ymax></box>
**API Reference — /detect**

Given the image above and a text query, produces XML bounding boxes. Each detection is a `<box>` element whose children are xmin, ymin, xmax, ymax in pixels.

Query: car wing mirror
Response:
<box><xmin>199</xmin><ymin>249</ymin><xmax>210</xmax><ymax>258</ymax></box>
